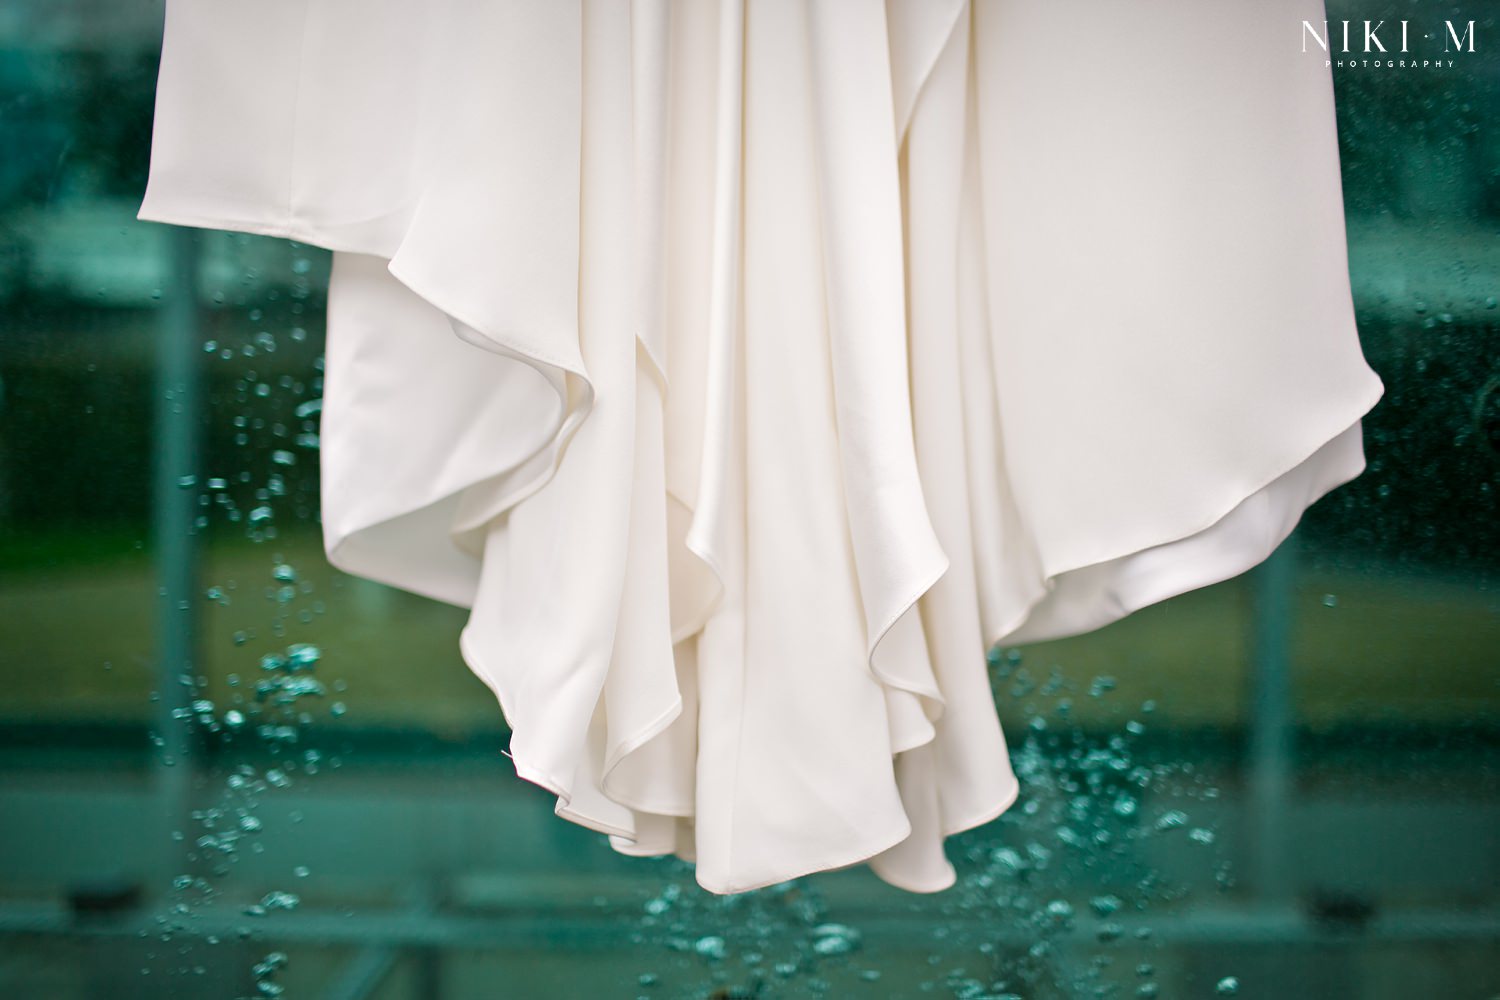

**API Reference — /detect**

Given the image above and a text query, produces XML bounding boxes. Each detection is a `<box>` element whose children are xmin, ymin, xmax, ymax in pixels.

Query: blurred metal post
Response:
<box><xmin>151</xmin><ymin>225</ymin><xmax>201</xmax><ymax>881</ymax></box>
<box><xmin>1247</xmin><ymin>532</ymin><xmax>1297</xmax><ymax>902</ymax></box>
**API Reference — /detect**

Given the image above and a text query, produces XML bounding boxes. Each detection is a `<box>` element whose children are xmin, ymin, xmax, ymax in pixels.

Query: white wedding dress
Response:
<box><xmin>139</xmin><ymin>0</ymin><xmax>1383</xmax><ymax>894</ymax></box>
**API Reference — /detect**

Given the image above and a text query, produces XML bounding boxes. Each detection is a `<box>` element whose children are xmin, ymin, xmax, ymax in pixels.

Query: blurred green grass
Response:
<box><xmin>0</xmin><ymin>528</ymin><xmax>1495</xmax><ymax>736</ymax></box>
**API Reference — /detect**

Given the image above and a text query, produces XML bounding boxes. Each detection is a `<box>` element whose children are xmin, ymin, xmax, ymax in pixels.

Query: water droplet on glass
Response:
<box><xmin>287</xmin><ymin>644</ymin><xmax>320</xmax><ymax>669</ymax></box>
<box><xmin>810</xmin><ymin>923</ymin><xmax>861</xmax><ymax>956</ymax></box>
<box><xmin>1154</xmin><ymin>810</ymin><xmax>1188</xmax><ymax>832</ymax></box>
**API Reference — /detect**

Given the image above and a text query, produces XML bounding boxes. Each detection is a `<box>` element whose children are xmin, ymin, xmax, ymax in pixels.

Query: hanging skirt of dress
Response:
<box><xmin>138</xmin><ymin>0</ymin><xmax>1384</xmax><ymax>894</ymax></box>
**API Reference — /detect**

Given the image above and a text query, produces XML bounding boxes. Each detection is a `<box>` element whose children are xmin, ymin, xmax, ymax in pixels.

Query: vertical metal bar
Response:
<box><xmin>1247</xmin><ymin>532</ymin><xmax>1297</xmax><ymax>902</ymax></box>
<box><xmin>151</xmin><ymin>225</ymin><xmax>201</xmax><ymax>882</ymax></box>
<box><xmin>416</xmin><ymin>944</ymin><xmax>443</xmax><ymax>1000</ymax></box>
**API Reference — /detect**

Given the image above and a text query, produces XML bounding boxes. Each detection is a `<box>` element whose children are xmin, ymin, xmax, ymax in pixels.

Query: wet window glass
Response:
<box><xmin>1</xmin><ymin>2</ymin><xmax>1495</xmax><ymax>998</ymax></box>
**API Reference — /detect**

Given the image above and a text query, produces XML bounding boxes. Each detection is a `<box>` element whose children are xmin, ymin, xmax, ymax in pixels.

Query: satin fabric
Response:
<box><xmin>139</xmin><ymin>0</ymin><xmax>1383</xmax><ymax>893</ymax></box>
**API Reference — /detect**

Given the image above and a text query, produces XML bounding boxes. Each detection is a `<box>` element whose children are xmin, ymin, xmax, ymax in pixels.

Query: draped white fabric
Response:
<box><xmin>140</xmin><ymin>0</ymin><xmax>1383</xmax><ymax>894</ymax></box>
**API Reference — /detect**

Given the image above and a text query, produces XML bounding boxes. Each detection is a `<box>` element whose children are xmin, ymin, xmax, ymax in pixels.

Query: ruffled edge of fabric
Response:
<box><xmin>992</xmin><ymin>392</ymin><xmax>1382</xmax><ymax>650</ymax></box>
<box><xmin>135</xmin><ymin>192</ymin><xmax>600</xmax><ymax>601</ymax></box>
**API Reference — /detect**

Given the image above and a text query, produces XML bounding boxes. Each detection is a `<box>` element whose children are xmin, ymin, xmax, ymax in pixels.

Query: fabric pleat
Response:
<box><xmin>139</xmin><ymin>0</ymin><xmax>1383</xmax><ymax>893</ymax></box>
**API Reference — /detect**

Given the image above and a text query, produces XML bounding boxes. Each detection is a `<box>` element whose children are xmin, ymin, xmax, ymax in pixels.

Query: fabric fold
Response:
<box><xmin>139</xmin><ymin>0</ymin><xmax>1384</xmax><ymax>895</ymax></box>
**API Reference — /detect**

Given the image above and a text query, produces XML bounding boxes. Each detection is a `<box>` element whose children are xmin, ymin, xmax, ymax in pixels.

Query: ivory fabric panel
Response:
<box><xmin>140</xmin><ymin>0</ymin><xmax>1383</xmax><ymax>893</ymax></box>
